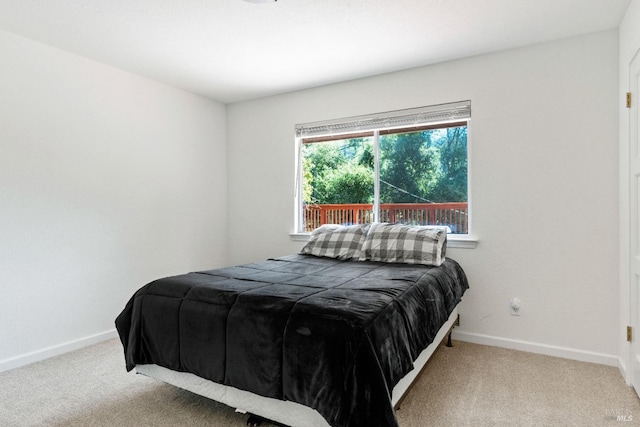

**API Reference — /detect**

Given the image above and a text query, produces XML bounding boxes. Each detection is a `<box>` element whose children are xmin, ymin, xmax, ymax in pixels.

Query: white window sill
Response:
<box><xmin>289</xmin><ymin>232</ymin><xmax>478</xmax><ymax>249</ymax></box>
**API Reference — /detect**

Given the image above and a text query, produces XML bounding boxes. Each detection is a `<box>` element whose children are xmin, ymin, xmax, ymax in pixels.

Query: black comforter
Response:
<box><xmin>115</xmin><ymin>254</ymin><xmax>468</xmax><ymax>427</ymax></box>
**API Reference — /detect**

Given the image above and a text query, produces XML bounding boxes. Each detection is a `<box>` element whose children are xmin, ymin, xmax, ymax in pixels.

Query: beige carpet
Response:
<box><xmin>0</xmin><ymin>338</ymin><xmax>637</xmax><ymax>426</ymax></box>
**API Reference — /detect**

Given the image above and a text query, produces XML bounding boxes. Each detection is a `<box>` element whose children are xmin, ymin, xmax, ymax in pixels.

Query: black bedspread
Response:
<box><xmin>115</xmin><ymin>254</ymin><xmax>468</xmax><ymax>427</ymax></box>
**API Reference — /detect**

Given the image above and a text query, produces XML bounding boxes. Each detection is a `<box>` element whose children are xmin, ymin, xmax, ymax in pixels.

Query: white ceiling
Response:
<box><xmin>0</xmin><ymin>0</ymin><xmax>631</xmax><ymax>103</ymax></box>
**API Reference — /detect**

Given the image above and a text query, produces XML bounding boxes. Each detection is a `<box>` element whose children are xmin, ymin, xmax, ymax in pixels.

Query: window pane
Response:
<box><xmin>301</xmin><ymin>137</ymin><xmax>374</xmax><ymax>231</ymax></box>
<box><xmin>379</xmin><ymin>126</ymin><xmax>468</xmax><ymax>233</ymax></box>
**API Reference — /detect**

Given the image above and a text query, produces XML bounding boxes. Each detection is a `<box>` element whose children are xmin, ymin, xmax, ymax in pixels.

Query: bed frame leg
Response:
<box><xmin>247</xmin><ymin>414</ymin><xmax>263</xmax><ymax>427</ymax></box>
<box><xmin>246</xmin><ymin>413</ymin><xmax>289</xmax><ymax>427</ymax></box>
<box><xmin>446</xmin><ymin>314</ymin><xmax>459</xmax><ymax>347</ymax></box>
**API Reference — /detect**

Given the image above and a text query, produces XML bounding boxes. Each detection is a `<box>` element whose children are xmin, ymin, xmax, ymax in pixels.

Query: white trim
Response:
<box><xmin>620</xmin><ymin>355</ymin><xmax>631</xmax><ymax>386</ymax></box>
<box><xmin>373</xmin><ymin>130</ymin><xmax>380</xmax><ymax>223</ymax></box>
<box><xmin>295</xmin><ymin>103</ymin><xmax>472</xmax><ymax>235</ymax></box>
<box><xmin>465</xmin><ymin>119</ymin><xmax>474</xmax><ymax>236</ymax></box>
<box><xmin>452</xmin><ymin>330</ymin><xmax>617</xmax><ymax>367</ymax></box>
<box><xmin>294</xmin><ymin>135</ymin><xmax>304</xmax><ymax>233</ymax></box>
<box><xmin>0</xmin><ymin>329</ymin><xmax>118</xmax><ymax>373</ymax></box>
<box><xmin>627</xmin><ymin>46</ymin><xmax>640</xmax><ymax>396</ymax></box>
<box><xmin>446</xmin><ymin>236</ymin><xmax>478</xmax><ymax>249</ymax></box>
<box><xmin>290</xmin><ymin>232</ymin><xmax>478</xmax><ymax>249</ymax></box>
<box><xmin>289</xmin><ymin>232</ymin><xmax>311</xmax><ymax>242</ymax></box>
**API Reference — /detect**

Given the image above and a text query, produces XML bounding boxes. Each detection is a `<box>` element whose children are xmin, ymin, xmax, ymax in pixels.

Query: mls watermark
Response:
<box><xmin>604</xmin><ymin>408</ymin><xmax>634</xmax><ymax>422</ymax></box>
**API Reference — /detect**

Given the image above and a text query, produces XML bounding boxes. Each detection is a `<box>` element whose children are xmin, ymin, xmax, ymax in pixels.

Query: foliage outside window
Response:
<box><xmin>296</xmin><ymin>102</ymin><xmax>470</xmax><ymax>234</ymax></box>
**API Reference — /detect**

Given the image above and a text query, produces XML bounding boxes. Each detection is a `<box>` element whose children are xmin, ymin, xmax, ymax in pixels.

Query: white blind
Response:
<box><xmin>295</xmin><ymin>100</ymin><xmax>470</xmax><ymax>139</ymax></box>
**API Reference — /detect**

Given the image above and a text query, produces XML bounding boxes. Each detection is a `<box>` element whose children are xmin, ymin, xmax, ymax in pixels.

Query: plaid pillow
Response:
<box><xmin>300</xmin><ymin>224</ymin><xmax>370</xmax><ymax>260</ymax></box>
<box><xmin>361</xmin><ymin>223</ymin><xmax>447</xmax><ymax>266</ymax></box>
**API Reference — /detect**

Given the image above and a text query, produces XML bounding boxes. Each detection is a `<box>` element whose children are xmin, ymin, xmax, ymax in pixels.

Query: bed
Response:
<box><xmin>115</xmin><ymin>223</ymin><xmax>469</xmax><ymax>427</ymax></box>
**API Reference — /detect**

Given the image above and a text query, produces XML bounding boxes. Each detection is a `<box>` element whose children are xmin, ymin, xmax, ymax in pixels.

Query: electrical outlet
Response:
<box><xmin>509</xmin><ymin>298</ymin><xmax>521</xmax><ymax>316</ymax></box>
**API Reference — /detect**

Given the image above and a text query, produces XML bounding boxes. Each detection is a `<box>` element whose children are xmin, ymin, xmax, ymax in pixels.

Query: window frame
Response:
<box><xmin>292</xmin><ymin>102</ymin><xmax>477</xmax><ymax>248</ymax></box>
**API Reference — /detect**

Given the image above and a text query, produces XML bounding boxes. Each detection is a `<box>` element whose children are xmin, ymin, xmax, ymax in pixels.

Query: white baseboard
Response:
<box><xmin>0</xmin><ymin>329</ymin><xmax>118</xmax><ymax>373</ymax></box>
<box><xmin>619</xmin><ymin>356</ymin><xmax>631</xmax><ymax>386</ymax></box>
<box><xmin>452</xmin><ymin>330</ymin><xmax>618</xmax><ymax>367</ymax></box>
<box><xmin>0</xmin><ymin>328</ymin><xmax>620</xmax><ymax>374</ymax></box>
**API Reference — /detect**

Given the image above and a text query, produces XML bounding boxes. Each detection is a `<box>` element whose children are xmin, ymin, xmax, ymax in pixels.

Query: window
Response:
<box><xmin>295</xmin><ymin>101</ymin><xmax>471</xmax><ymax>235</ymax></box>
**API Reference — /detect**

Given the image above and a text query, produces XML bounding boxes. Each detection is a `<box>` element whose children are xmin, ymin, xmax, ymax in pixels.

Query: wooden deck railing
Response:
<box><xmin>303</xmin><ymin>202</ymin><xmax>468</xmax><ymax>234</ymax></box>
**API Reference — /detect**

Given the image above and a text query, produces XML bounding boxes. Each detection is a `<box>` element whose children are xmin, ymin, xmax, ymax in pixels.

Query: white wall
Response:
<box><xmin>0</xmin><ymin>29</ymin><xmax>228</xmax><ymax>369</ymax></box>
<box><xmin>0</xmin><ymin>23</ymin><xmax>620</xmax><ymax>371</ymax></box>
<box><xmin>228</xmin><ymin>30</ymin><xmax>619</xmax><ymax>363</ymax></box>
<box><xmin>619</xmin><ymin>0</ymin><xmax>640</xmax><ymax>382</ymax></box>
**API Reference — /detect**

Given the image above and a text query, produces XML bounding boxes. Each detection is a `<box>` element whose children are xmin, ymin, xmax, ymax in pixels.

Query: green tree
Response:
<box><xmin>323</xmin><ymin>163</ymin><xmax>374</xmax><ymax>204</ymax></box>
<box><xmin>302</xmin><ymin>156</ymin><xmax>314</xmax><ymax>203</ymax></box>
<box><xmin>302</xmin><ymin>126</ymin><xmax>467</xmax><ymax>206</ymax></box>
<box><xmin>430</xmin><ymin>126</ymin><xmax>467</xmax><ymax>201</ymax></box>
<box><xmin>302</xmin><ymin>138</ymin><xmax>373</xmax><ymax>204</ymax></box>
<box><xmin>379</xmin><ymin>131</ymin><xmax>440</xmax><ymax>203</ymax></box>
